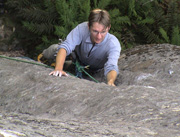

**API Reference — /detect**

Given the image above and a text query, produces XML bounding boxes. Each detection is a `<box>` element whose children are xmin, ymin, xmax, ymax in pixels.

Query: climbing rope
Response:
<box><xmin>0</xmin><ymin>55</ymin><xmax>75</xmax><ymax>76</ymax></box>
<box><xmin>0</xmin><ymin>55</ymin><xmax>53</xmax><ymax>68</ymax></box>
<box><xmin>0</xmin><ymin>55</ymin><xmax>99</xmax><ymax>83</ymax></box>
<box><xmin>73</xmin><ymin>60</ymin><xmax>99</xmax><ymax>83</ymax></box>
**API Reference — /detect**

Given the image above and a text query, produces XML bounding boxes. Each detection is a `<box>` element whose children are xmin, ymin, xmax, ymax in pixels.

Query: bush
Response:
<box><xmin>5</xmin><ymin>0</ymin><xmax>180</xmax><ymax>58</ymax></box>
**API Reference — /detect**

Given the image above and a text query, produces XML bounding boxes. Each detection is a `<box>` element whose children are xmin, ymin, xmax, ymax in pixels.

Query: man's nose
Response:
<box><xmin>97</xmin><ymin>32</ymin><xmax>102</xmax><ymax>38</ymax></box>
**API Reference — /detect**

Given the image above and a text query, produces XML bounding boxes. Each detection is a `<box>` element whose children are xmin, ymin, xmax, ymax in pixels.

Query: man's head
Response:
<box><xmin>88</xmin><ymin>9</ymin><xmax>111</xmax><ymax>44</ymax></box>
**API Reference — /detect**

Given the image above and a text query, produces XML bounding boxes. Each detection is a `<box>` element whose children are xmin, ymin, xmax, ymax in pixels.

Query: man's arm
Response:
<box><xmin>107</xmin><ymin>70</ymin><xmax>117</xmax><ymax>86</ymax></box>
<box><xmin>49</xmin><ymin>48</ymin><xmax>68</xmax><ymax>77</ymax></box>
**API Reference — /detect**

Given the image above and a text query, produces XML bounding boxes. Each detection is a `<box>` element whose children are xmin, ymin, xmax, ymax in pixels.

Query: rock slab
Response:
<box><xmin>0</xmin><ymin>44</ymin><xmax>180</xmax><ymax>137</ymax></box>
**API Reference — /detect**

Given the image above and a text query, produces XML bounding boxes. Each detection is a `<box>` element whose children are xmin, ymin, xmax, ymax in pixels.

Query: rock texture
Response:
<box><xmin>0</xmin><ymin>44</ymin><xmax>180</xmax><ymax>137</ymax></box>
<box><xmin>0</xmin><ymin>16</ymin><xmax>21</xmax><ymax>53</ymax></box>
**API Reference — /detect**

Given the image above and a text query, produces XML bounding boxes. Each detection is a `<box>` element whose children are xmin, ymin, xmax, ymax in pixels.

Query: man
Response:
<box><xmin>49</xmin><ymin>9</ymin><xmax>121</xmax><ymax>86</ymax></box>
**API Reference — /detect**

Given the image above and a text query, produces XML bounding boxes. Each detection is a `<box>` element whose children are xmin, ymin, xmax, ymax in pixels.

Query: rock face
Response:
<box><xmin>0</xmin><ymin>16</ymin><xmax>20</xmax><ymax>52</ymax></box>
<box><xmin>0</xmin><ymin>44</ymin><xmax>180</xmax><ymax>137</ymax></box>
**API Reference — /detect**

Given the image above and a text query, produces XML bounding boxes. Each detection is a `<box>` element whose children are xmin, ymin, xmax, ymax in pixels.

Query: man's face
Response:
<box><xmin>89</xmin><ymin>22</ymin><xmax>110</xmax><ymax>44</ymax></box>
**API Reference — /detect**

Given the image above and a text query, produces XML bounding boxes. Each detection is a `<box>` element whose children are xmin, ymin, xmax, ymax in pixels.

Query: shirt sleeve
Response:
<box><xmin>57</xmin><ymin>24</ymin><xmax>83</xmax><ymax>56</ymax></box>
<box><xmin>104</xmin><ymin>38</ymin><xmax>121</xmax><ymax>76</ymax></box>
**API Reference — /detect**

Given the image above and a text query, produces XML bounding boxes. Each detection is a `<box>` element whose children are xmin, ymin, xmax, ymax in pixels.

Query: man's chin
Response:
<box><xmin>95</xmin><ymin>40</ymin><xmax>102</xmax><ymax>44</ymax></box>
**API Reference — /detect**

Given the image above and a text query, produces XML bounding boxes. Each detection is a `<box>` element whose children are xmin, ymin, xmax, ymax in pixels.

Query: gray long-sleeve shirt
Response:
<box><xmin>58</xmin><ymin>22</ymin><xmax>121</xmax><ymax>76</ymax></box>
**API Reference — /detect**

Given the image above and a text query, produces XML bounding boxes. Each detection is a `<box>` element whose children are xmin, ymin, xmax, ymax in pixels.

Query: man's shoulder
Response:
<box><xmin>108</xmin><ymin>33</ymin><xmax>118</xmax><ymax>39</ymax></box>
<box><xmin>77</xmin><ymin>21</ymin><xmax>88</xmax><ymax>28</ymax></box>
<box><xmin>107</xmin><ymin>33</ymin><xmax>120</xmax><ymax>45</ymax></box>
<box><xmin>76</xmin><ymin>22</ymin><xmax>89</xmax><ymax>38</ymax></box>
<box><xmin>105</xmin><ymin>33</ymin><xmax>121</xmax><ymax>51</ymax></box>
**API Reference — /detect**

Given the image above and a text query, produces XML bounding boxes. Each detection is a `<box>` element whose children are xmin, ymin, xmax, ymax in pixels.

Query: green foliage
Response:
<box><xmin>159</xmin><ymin>27</ymin><xmax>170</xmax><ymax>43</ymax></box>
<box><xmin>93</xmin><ymin>0</ymin><xmax>111</xmax><ymax>9</ymax></box>
<box><xmin>156</xmin><ymin>0</ymin><xmax>180</xmax><ymax>45</ymax></box>
<box><xmin>5</xmin><ymin>0</ymin><xmax>180</xmax><ymax>58</ymax></box>
<box><xmin>6</xmin><ymin>0</ymin><xmax>59</xmax><ymax>57</ymax></box>
<box><xmin>171</xmin><ymin>26</ymin><xmax>180</xmax><ymax>45</ymax></box>
<box><xmin>54</xmin><ymin>0</ymin><xmax>90</xmax><ymax>38</ymax></box>
<box><xmin>109</xmin><ymin>0</ymin><xmax>180</xmax><ymax>48</ymax></box>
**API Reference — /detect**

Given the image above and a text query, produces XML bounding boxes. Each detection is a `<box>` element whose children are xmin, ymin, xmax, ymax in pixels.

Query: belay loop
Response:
<box><xmin>73</xmin><ymin>60</ymin><xmax>99</xmax><ymax>83</ymax></box>
<box><xmin>74</xmin><ymin>60</ymin><xmax>89</xmax><ymax>78</ymax></box>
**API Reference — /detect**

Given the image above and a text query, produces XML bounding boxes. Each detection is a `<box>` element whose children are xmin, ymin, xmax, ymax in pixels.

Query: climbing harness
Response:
<box><xmin>0</xmin><ymin>55</ymin><xmax>99</xmax><ymax>83</ymax></box>
<box><xmin>74</xmin><ymin>60</ymin><xmax>88</xmax><ymax>78</ymax></box>
<box><xmin>73</xmin><ymin>60</ymin><xmax>99</xmax><ymax>83</ymax></box>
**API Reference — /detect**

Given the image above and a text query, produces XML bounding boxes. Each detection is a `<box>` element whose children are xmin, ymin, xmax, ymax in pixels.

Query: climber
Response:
<box><xmin>38</xmin><ymin>8</ymin><xmax>121</xmax><ymax>86</ymax></box>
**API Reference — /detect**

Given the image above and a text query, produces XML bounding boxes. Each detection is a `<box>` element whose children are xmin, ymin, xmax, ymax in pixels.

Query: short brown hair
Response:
<box><xmin>88</xmin><ymin>9</ymin><xmax>111</xmax><ymax>29</ymax></box>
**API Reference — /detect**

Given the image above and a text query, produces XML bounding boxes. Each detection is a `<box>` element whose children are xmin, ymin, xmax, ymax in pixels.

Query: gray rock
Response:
<box><xmin>0</xmin><ymin>44</ymin><xmax>180</xmax><ymax>137</ymax></box>
<box><xmin>0</xmin><ymin>18</ymin><xmax>19</xmax><ymax>51</ymax></box>
<box><xmin>0</xmin><ymin>42</ymin><xmax>8</xmax><ymax>51</ymax></box>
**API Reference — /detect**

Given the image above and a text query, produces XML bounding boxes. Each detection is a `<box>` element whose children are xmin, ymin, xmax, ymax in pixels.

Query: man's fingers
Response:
<box><xmin>58</xmin><ymin>71</ymin><xmax>62</xmax><ymax>77</ymax></box>
<box><xmin>107</xmin><ymin>82</ymin><xmax>116</xmax><ymax>86</ymax></box>
<box><xmin>63</xmin><ymin>72</ymin><xmax>68</xmax><ymax>77</ymax></box>
<box><xmin>49</xmin><ymin>71</ymin><xmax>53</xmax><ymax>75</ymax></box>
<box><xmin>49</xmin><ymin>71</ymin><xmax>68</xmax><ymax>77</ymax></box>
<box><xmin>55</xmin><ymin>71</ymin><xmax>59</xmax><ymax>76</ymax></box>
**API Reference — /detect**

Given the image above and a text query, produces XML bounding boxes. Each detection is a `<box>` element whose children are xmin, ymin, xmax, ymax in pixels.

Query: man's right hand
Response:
<box><xmin>49</xmin><ymin>70</ymin><xmax>68</xmax><ymax>77</ymax></box>
<box><xmin>49</xmin><ymin>48</ymin><xmax>68</xmax><ymax>77</ymax></box>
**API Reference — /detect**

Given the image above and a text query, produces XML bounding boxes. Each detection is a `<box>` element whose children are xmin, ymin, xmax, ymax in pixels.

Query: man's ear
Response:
<box><xmin>108</xmin><ymin>24</ymin><xmax>111</xmax><ymax>31</ymax></box>
<box><xmin>88</xmin><ymin>22</ymin><xmax>90</xmax><ymax>29</ymax></box>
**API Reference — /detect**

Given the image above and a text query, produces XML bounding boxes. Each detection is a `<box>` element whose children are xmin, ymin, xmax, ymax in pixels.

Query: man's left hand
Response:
<box><xmin>107</xmin><ymin>80</ymin><xmax>116</xmax><ymax>86</ymax></box>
